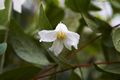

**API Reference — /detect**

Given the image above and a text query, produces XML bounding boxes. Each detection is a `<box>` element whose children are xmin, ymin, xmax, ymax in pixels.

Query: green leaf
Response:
<box><xmin>9</xmin><ymin>19</ymin><xmax>49</xmax><ymax>66</ymax></box>
<box><xmin>38</xmin><ymin>4</ymin><xmax>52</xmax><ymax>29</ymax></box>
<box><xmin>94</xmin><ymin>62</ymin><xmax>120</xmax><ymax>75</ymax></box>
<box><xmin>0</xmin><ymin>43</ymin><xmax>7</xmax><ymax>55</ymax></box>
<box><xmin>26</xmin><ymin>4</ymin><xmax>52</xmax><ymax>34</ymax></box>
<box><xmin>97</xmin><ymin>73</ymin><xmax>120</xmax><ymax>80</ymax></box>
<box><xmin>45</xmin><ymin>1</ymin><xmax>65</xmax><ymax>28</ymax></box>
<box><xmin>70</xmin><ymin>69</ymin><xmax>81</xmax><ymax>80</ymax></box>
<box><xmin>0</xmin><ymin>66</ymin><xmax>40</xmax><ymax>80</ymax></box>
<box><xmin>74</xmin><ymin>68</ymin><xmax>82</xmax><ymax>79</ymax></box>
<box><xmin>112</xmin><ymin>27</ymin><xmax>120</xmax><ymax>53</ymax></box>
<box><xmin>110</xmin><ymin>0</ymin><xmax>120</xmax><ymax>13</ymax></box>
<box><xmin>65</xmin><ymin>0</ymin><xmax>91</xmax><ymax>13</ymax></box>
<box><xmin>82</xmin><ymin>14</ymin><xmax>112</xmax><ymax>33</ymax></box>
<box><xmin>0</xmin><ymin>0</ymin><xmax>12</xmax><ymax>25</ymax></box>
<box><xmin>88</xmin><ymin>4</ymin><xmax>101</xmax><ymax>11</ymax></box>
<box><xmin>0</xmin><ymin>30</ymin><xmax>5</xmax><ymax>42</ymax></box>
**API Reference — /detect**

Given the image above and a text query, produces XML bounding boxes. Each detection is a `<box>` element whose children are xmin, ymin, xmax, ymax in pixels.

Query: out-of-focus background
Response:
<box><xmin>0</xmin><ymin>0</ymin><xmax>120</xmax><ymax>80</ymax></box>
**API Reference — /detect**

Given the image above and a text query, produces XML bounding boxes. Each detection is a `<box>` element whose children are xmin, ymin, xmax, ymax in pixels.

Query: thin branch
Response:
<box><xmin>33</xmin><ymin>35</ymin><xmax>102</xmax><ymax>80</ymax></box>
<box><xmin>33</xmin><ymin>64</ymin><xmax>57</xmax><ymax>80</ymax></box>
<box><xmin>67</xmin><ymin>35</ymin><xmax>101</xmax><ymax>59</ymax></box>
<box><xmin>35</xmin><ymin>61</ymin><xmax>120</xmax><ymax>79</ymax></box>
<box><xmin>113</xmin><ymin>24</ymin><xmax>120</xmax><ymax>28</ymax></box>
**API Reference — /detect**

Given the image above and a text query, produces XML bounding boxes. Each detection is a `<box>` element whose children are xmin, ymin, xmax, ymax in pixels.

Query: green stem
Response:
<box><xmin>0</xmin><ymin>0</ymin><xmax>12</xmax><ymax>74</ymax></box>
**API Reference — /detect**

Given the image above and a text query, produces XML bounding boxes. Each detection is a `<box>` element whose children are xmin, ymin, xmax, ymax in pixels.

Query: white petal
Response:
<box><xmin>49</xmin><ymin>40</ymin><xmax>63</xmax><ymax>56</ymax></box>
<box><xmin>64</xmin><ymin>31</ymin><xmax>80</xmax><ymax>50</ymax></box>
<box><xmin>0</xmin><ymin>0</ymin><xmax>5</xmax><ymax>10</ymax></box>
<box><xmin>55</xmin><ymin>22</ymin><xmax>68</xmax><ymax>32</ymax></box>
<box><xmin>38</xmin><ymin>30</ymin><xmax>57</xmax><ymax>42</ymax></box>
<box><xmin>13</xmin><ymin>0</ymin><xmax>26</xmax><ymax>13</ymax></box>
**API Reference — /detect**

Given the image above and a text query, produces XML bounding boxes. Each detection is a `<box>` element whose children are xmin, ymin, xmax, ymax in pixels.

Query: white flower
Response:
<box><xmin>0</xmin><ymin>0</ymin><xmax>26</xmax><ymax>13</ymax></box>
<box><xmin>0</xmin><ymin>0</ymin><xmax>5</xmax><ymax>10</ymax></box>
<box><xmin>38</xmin><ymin>22</ymin><xmax>80</xmax><ymax>56</ymax></box>
<box><xmin>89</xmin><ymin>1</ymin><xmax>112</xmax><ymax>21</ymax></box>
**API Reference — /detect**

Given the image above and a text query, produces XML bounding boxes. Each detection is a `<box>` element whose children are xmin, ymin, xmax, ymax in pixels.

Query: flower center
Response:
<box><xmin>57</xmin><ymin>31</ymin><xmax>66</xmax><ymax>40</ymax></box>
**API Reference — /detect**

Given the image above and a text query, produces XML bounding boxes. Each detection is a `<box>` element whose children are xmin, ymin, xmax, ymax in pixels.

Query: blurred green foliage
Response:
<box><xmin>0</xmin><ymin>0</ymin><xmax>120</xmax><ymax>80</ymax></box>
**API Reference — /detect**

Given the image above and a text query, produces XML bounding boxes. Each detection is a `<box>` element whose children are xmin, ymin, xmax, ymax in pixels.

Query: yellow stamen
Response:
<box><xmin>57</xmin><ymin>31</ymin><xmax>66</xmax><ymax>40</ymax></box>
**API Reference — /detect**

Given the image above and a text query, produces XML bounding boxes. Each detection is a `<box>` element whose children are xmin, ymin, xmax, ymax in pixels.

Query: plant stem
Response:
<box><xmin>67</xmin><ymin>35</ymin><xmax>101</xmax><ymax>59</ymax></box>
<box><xmin>35</xmin><ymin>61</ymin><xmax>120</xmax><ymax>79</ymax></box>
<box><xmin>0</xmin><ymin>1</ymin><xmax>12</xmax><ymax>74</ymax></box>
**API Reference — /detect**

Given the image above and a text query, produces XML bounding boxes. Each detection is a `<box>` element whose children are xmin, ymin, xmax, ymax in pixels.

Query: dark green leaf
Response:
<box><xmin>26</xmin><ymin>4</ymin><xmax>52</xmax><ymax>34</ymax></box>
<box><xmin>65</xmin><ymin>0</ymin><xmax>91</xmax><ymax>13</ymax></box>
<box><xmin>0</xmin><ymin>66</ymin><xmax>40</xmax><ymax>80</ymax></box>
<box><xmin>0</xmin><ymin>43</ymin><xmax>7</xmax><ymax>55</ymax></box>
<box><xmin>110</xmin><ymin>0</ymin><xmax>120</xmax><ymax>13</ymax></box>
<box><xmin>9</xmin><ymin>19</ymin><xmax>49</xmax><ymax>66</ymax></box>
<box><xmin>88</xmin><ymin>4</ymin><xmax>101</xmax><ymax>11</ymax></box>
<box><xmin>97</xmin><ymin>73</ymin><xmax>120</xmax><ymax>80</ymax></box>
<box><xmin>38</xmin><ymin>4</ymin><xmax>52</xmax><ymax>30</ymax></box>
<box><xmin>45</xmin><ymin>2</ymin><xmax>64</xmax><ymax>28</ymax></box>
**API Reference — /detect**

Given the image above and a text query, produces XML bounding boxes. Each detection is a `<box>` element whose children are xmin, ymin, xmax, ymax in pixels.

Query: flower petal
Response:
<box><xmin>64</xmin><ymin>31</ymin><xmax>80</xmax><ymax>50</ymax></box>
<box><xmin>55</xmin><ymin>22</ymin><xmax>68</xmax><ymax>32</ymax></box>
<box><xmin>38</xmin><ymin>30</ymin><xmax>57</xmax><ymax>42</ymax></box>
<box><xmin>0</xmin><ymin>0</ymin><xmax>5</xmax><ymax>10</ymax></box>
<box><xmin>49</xmin><ymin>40</ymin><xmax>63</xmax><ymax>56</ymax></box>
<box><xmin>13</xmin><ymin>0</ymin><xmax>26</xmax><ymax>13</ymax></box>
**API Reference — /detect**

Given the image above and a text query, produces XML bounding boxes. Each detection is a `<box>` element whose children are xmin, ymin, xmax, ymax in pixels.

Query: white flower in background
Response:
<box><xmin>0</xmin><ymin>0</ymin><xmax>26</xmax><ymax>13</ymax></box>
<box><xmin>109</xmin><ymin>14</ymin><xmax>120</xmax><ymax>27</ymax></box>
<box><xmin>13</xmin><ymin>0</ymin><xmax>26</xmax><ymax>13</ymax></box>
<box><xmin>0</xmin><ymin>0</ymin><xmax>5</xmax><ymax>10</ymax></box>
<box><xmin>38</xmin><ymin>22</ymin><xmax>80</xmax><ymax>56</ymax></box>
<box><xmin>90</xmin><ymin>0</ymin><xmax>113</xmax><ymax>21</ymax></box>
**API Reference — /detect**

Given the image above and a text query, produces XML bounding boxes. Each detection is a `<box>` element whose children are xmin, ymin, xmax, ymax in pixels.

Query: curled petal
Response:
<box><xmin>0</xmin><ymin>0</ymin><xmax>5</xmax><ymax>10</ymax></box>
<box><xmin>38</xmin><ymin>30</ymin><xmax>57</xmax><ymax>42</ymax></box>
<box><xmin>64</xmin><ymin>31</ymin><xmax>80</xmax><ymax>50</ymax></box>
<box><xmin>55</xmin><ymin>22</ymin><xmax>68</xmax><ymax>32</ymax></box>
<box><xmin>49</xmin><ymin>40</ymin><xmax>63</xmax><ymax>56</ymax></box>
<box><xmin>13</xmin><ymin>0</ymin><xmax>26</xmax><ymax>13</ymax></box>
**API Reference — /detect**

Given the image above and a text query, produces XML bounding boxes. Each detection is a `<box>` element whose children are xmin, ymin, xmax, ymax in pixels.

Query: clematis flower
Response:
<box><xmin>38</xmin><ymin>22</ymin><xmax>80</xmax><ymax>56</ymax></box>
<box><xmin>0</xmin><ymin>0</ymin><xmax>26</xmax><ymax>13</ymax></box>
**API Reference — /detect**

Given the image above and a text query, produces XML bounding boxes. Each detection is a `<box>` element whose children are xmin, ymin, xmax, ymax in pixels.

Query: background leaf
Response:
<box><xmin>94</xmin><ymin>63</ymin><xmax>120</xmax><ymax>75</ymax></box>
<box><xmin>0</xmin><ymin>66</ymin><xmax>40</xmax><ymax>80</ymax></box>
<box><xmin>112</xmin><ymin>27</ymin><xmax>120</xmax><ymax>53</ymax></box>
<box><xmin>8</xmin><ymin>19</ymin><xmax>49</xmax><ymax>66</ymax></box>
<box><xmin>0</xmin><ymin>0</ymin><xmax>12</xmax><ymax>25</ymax></box>
<box><xmin>0</xmin><ymin>43</ymin><xmax>7</xmax><ymax>55</ymax></box>
<box><xmin>45</xmin><ymin>0</ymin><xmax>65</xmax><ymax>28</ymax></box>
<box><xmin>65</xmin><ymin>0</ymin><xmax>91</xmax><ymax>13</ymax></box>
<box><xmin>26</xmin><ymin>4</ymin><xmax>52</xmax><ymax>34</ymax></box>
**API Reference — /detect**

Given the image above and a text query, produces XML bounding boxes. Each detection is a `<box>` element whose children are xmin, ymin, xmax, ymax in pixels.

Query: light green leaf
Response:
<box><xmin>74</xmin><ymin>68</ymin><xmax>82</xmax><ymax>79</ymax></box>
<box><xmin>112</xmin><ymin>27</ymin><xmax>120</xmax><ymax>53</ymax></box>
<box><xmin>9</xmin><ymin>19</ymin><xmax>49</xmax><ymax>66</ymax></box>
<box><xmin>70</xmin><ymin>69</ymin><xmax>81</xmax><ymax>80</ymax></box>
<box><xmin>94</xmin><ymin>62</ymin><xmax>120</xmax><ymax>75</ymax></box>
<box><xmin>0</xmin><ymin>0</ymin><xmax>12</xmax><ymax>25</ymax></box>
<box><xmin>0</xmin><ymin>43</ymin><xmax>7</xmax><ymax>55</ymax></box>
